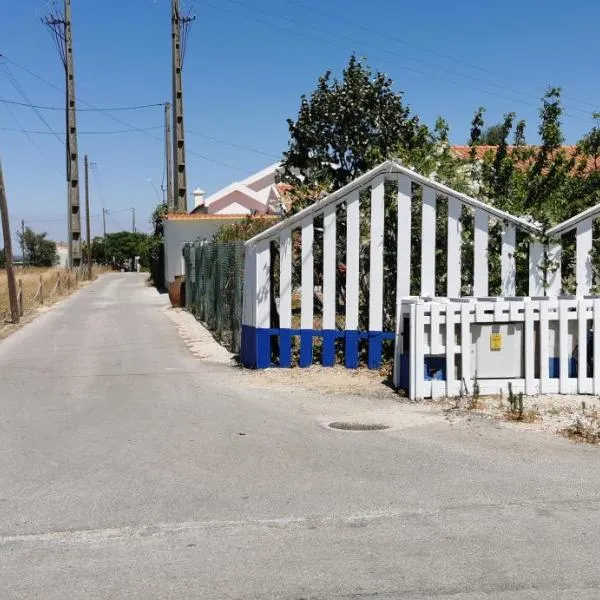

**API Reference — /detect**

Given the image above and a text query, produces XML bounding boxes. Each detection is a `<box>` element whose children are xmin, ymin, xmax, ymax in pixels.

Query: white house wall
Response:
<box><xmin>164</xmin><ymin>219</ymin><xmax>243</xmax><ymax>284</ymax></box>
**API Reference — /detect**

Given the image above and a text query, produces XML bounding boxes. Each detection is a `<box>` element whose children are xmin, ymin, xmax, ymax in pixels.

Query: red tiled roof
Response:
<box><xmin>451</xmin><ymin>145</ymin><xmax>599</xmax><ymax>173</ymax></box>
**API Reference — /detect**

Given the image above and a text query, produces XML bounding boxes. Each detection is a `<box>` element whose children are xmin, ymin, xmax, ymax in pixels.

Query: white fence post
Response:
<box><xmin>473</xmin><ymin>210</ymin><xmax>489</xmax><ymax>297</ymax></box>
<box><xmin>369</xmin><ymin>178</ymin><xmax>385</xmax><ymax>368</ymax></box>
<box><xmin>447</xmin><ymin>197</ymin><xmax>462</xmax><ymax>297</ymax></box>
<box><xmin>529</xmin><ymin>240</ymin><xmax>545</xmax><ymax>297</ymax></box>
<box><xmin>421</xmin><ymin>187</ymin><xmax>436</xmax><ymax>297</ymax></box>
<box><xmin>322</xmin><ymin>204</ymin><xmax>337</xmax><ymax>366</ymax></box>
<box><xmin>397</xmin><ymin>177</ymin><xmax>412</xmax><ymax>299</ymax></box>
<box><xmin>501</xmin><ymin>222</ymin><xmax>516</xmax><ymax>296</ymax></box>
<box><xmin>345</xmin><ymin>190</ymin><xmax>360</xmax><ymax>368</ymax></box>
<box><xmin>279</xmin><ymin>228</ymin><xmax>292</xmax><ymax>368</ymax></box>
<box><xmin>300</xmin><ymin>216</ymin><xmax>314</xmax><ymax>367</ymax></box>
<box><xmin>546</xmin><ymin>241</ymin><xmax>562</xmax><ymax>297</ymax></box>
<box><xmin>576</xmin><ymin>218</ymin><xmax>593</xmax><ymax>296</ymax></box>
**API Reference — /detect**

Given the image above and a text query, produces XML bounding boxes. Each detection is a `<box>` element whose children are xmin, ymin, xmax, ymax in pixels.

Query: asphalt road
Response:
<box><xmin>1</xmin><ymin>273</ymin><xmax>600</xmax><ymax>599</ymax></box>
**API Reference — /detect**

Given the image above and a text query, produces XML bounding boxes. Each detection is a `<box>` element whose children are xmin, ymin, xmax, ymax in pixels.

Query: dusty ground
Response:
<box><xmin>170</xmin><ymin>306</ymin><xmax>600</xmax><ymax>445</ymax></box>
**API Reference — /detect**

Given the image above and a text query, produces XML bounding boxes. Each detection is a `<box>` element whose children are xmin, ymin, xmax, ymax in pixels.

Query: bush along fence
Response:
<box><xmin>1</xmin><ymin>266</ymin><xmax>88</xmax><ymax>324</ymax></box>
<box><xmin>239</xmin><ymin>159</ymin><xmax>600</xmax><ymax>397</ymax></box>
<box><xmin>183</xmin><ymin>241</ymin><xmax>245</xmax><ymax>354</ymax></box>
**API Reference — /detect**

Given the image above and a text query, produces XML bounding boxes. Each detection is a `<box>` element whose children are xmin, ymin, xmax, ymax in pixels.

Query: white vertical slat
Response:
<box><xmin>408</xmin><ymin>303</ymin><xmax>417</xmax><ymax>399</ymax></box>
<box><xmin>345</xmin><ymin>191</ymin><xmax>360</xmax><ymax>331</ymax></box>
<box><xmin>559</xmin><ymin>300</ymin><xmax>569</xmax><ymax>393</ymax></box>
<box><xmin>501</xmin><ymin>223</ymin><xmax>516</xmax><ymax>297</ymax></box>
<box><xmin>301</xmin><ymin>217</ymin><xmax>314</xmax><ymax>331</ymax></box>
<box><xmin>539</xmin><ymin>301</ymin><xmax>549</xmax><ymax>394</ymax></box>
<box><xmin>529</xmin><ymin>240</ymin><xmax>545</xmax><ymax>297</ymax></box>
<box><xmin>447</xmin><ymin>197</ymin><xmax>462</xmax><ymax>298</ymax></box>
<box><xmin>421</xmin><ymin>187</ymin><xmax>436</xmax><ymax>297</ymax></box>
<box><xmin>322</xmin><ymin>204</ymin><xmax>337</xmax><ymax>330</ymax></box>
<box><xmin>413</xmin><ymin>302</ymin><xmax>425</xmax><ymax>400</ymax></box>
<box><xmin>242</xmin><ymin>244</ymin><xmax>254</xmax><ymax>327</ymax></box>
<box><xmin>576</xmin><ymin>218</ymin><xmax>593</xmax><ymax>296</ymax></box>
<box><xmin>430</xmin><ymin>303</ymin><xmax>441</xmax><ymax>354</ymax></box>
<box><xmin>473</xmin><ymin>210</ymin><xmax>489</xmax><ymax>297</ymax></box>
<box><xmin>594</xmin><ymin>299</ymin><xmax>600</xmax><ymax>395</ymax></box>
<box><xmin>369</xmin><ymin>178</ymin><xmax>385</xmax><ymax>331</ymax></box>
<box><xmin>577</xmin><ymin>299</ymin><xmax>588</xmax><ymax>394</ymax></box>
<box><xmin>524</xmin><ymin>301</ymin><xmax>535</xmax><ymax>395</ymax></box>
<box><xmin>279</xmin><ymin>230</ymin><xmax>292</xmax><ymax>329</ymax></box>
<box><xmin>445</xmin><ymin>305</ymin><xmax>456</xmax><ymax>396</ymax></box>
<box><xmin>255</xmin><ymin>239</ymin><xmax>271</xmax><ymax>329</ymax></box>
<box><xmin>460</xmin><ymin>302</ymin><xmax>472</xmax><ymax>392</ymax></box>
<box><xmin>546</xmin><ymin>241</ymin><xmax>562</xmax><ymax>297</ymax></box>
<box><xmin>397</xmin><ymin>176</ymin><xmax>412</xmax><ymax>299</ymax></box>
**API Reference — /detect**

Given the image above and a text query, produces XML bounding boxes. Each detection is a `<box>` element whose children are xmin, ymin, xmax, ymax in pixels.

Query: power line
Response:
<box><xmin>0</xmin><ymin>125</ymin><xmax>163</xmax><ymax>135</ymax></box>
<box><xmin>199</xmin><ymin>0</ymin><xmax>597</xmax><ymax>125</ymax></box>
<box><xmin>186</xmin><ymin>129</ymin><xmax>280</xmax><ymax>159</ymax></box>
<box><xmin>284</xmin><ymin>0</ymin><xmax>600</xmax><ymax>114</ymax></box>
<box><xmin>0</xmin><ymin>63</ymin><xmax>64</xmax><ymax>145</ymax></box>
<box><xmin>0</xmin><ymin>55</ymin><xmax>261</xmax><ymax>174</ymax></box>
<box><xmin>0</xmin><ymin>97</ymin><xmax>166</xmax><ymax>112</ymax></box>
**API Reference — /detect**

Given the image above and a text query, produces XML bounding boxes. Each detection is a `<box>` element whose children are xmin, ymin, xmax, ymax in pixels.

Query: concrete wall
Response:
<box><xmin>163</xmin><ymin>219</ymin><xmax>243</xmax><ymax>284</ymax></box>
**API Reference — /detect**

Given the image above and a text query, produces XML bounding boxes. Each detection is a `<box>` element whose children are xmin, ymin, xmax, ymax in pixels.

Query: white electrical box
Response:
<box><xmin>471</xmin><ymin>323</ymin><xmax>524</xmax><ymax>379</ymax></box>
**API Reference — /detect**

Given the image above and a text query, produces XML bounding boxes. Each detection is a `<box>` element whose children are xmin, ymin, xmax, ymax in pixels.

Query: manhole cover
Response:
<box><xmin>328</xmin><ymin>422</ymin><xmax>390</xmax><ymax>431</ymax></box>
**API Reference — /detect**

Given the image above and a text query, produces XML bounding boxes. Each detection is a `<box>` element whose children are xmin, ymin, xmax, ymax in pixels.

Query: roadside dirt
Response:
<box><xmin>169</xmin><ymin>306</ymin><xmax>600</xmax><ymax>443</ymax></box>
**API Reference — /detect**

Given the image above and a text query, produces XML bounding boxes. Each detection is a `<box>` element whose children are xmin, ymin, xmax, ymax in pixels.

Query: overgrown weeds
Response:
<box><xmin>560</xmin><ymin>407</ymin><xmax>600</xmax><ymax>444</ymax></box>
<box><xmin>504</xmin><ymin>382</ymin><xmax>540</xmax><ymax>423</ymax></box>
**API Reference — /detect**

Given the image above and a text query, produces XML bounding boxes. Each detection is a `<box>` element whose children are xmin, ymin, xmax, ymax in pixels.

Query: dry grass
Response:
<box><xmin>504</xmin><ymin>409</ymin><xmax>541</xmax><ymax>423</ymax></box>
<box><xmin>560</xmin><ymin>409</ymin><xmax>600</xmax><ymax>444</ymax></box>
<box><xmin>0</xmin><ymin>266</ymin><xmax>110</xmax><ymax>333</ymax></box>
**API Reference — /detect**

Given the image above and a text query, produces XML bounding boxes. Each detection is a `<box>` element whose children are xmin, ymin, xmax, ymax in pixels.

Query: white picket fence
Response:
<box><xmin>394</xmin><ymin>297</ymin><xmax>600</xmax><ymax>399</ymax></box>
<box><xmin>241</xmin><ymin>159</ymin><xmax>600</xmax><ymax>380</ymax></box>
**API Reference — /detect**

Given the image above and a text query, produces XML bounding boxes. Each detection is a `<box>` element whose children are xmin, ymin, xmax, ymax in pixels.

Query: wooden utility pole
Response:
<box><xmin>165</xmin><ymin>102</ymin><xmax>174</xmax><ymax>211</ymax></box>
<box><xmin>102</xmin><ymin>208</ymin><xmax>107</xmax><ymax>238</ymax></box>
<box><xmin>84</xmin><ymin>155</ymin><xmax>92</xmax><ymax>280</ymax></box>
<box><xmin>132</xmin><ymin>208</ymin><xmax>136</xmax><ymax>233</ymax></box>
<box><xmin>44</xmin><ymin>0</ymin><xmax>82</xmax><ymax>268</ymax></box>
<box><xmin>172</xmin><ymin>0</ymin><xmax>194</xmax><ymax>212</ymax></box>
<box><xmin>0</xmin><ymin>158</ymin><xmax>19</xmax><ymax>324</ymax></box>
<box><xmin>20</xmin><ymin>219</ymin><xmax>25</xmax><ymax>264</ymax></box>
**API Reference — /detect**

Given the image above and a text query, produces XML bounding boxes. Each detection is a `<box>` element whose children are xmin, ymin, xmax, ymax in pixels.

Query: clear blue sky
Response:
<box><xmin>1</xmin><ymin>0</ymin><xmax>599</xmax><ymax>247</ymax></box>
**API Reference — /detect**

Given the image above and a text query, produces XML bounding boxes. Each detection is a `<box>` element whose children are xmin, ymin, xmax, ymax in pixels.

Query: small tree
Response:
<box><xmin>18</xmin><ymin>227</ymin><xmax>58</xmax><ymax>267</ymax></box>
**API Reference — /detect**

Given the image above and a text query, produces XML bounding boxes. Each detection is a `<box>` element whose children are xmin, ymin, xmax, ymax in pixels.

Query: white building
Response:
<box><xmin>163</xmin><ymin>163</ymin><xmax>284</xmax><ymax>285</ymax></box>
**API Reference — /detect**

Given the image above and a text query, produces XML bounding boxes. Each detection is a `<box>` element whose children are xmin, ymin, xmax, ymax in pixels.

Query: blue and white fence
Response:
<box><xmin>240</xmin><ymin>160</ymin><xmax>548</xmax><ymax>370</ymax></box>
<box><xmin>394</xmin><ymin>297</ymin><xmax>600</xmax><ymax>399</ymax></box>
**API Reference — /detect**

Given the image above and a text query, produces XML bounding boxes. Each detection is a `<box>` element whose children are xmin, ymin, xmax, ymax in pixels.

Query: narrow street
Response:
<box><xmin>1</xmin><ymin>274</ymin><xmax>600</xmax><ymax>599</ymax></box>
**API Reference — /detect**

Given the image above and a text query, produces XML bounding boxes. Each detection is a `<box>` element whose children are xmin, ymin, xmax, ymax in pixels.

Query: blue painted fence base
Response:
<box><xmin>240</xmin><ymin>327</ymin><xmax>394</xmax><ymax>370</ymax></box>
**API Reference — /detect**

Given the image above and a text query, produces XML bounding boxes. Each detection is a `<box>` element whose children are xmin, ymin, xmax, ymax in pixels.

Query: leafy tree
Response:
<box><xmin>280</xmin><ymin>56</ymin><xmax>469</xmax><ymax>340</ymax></box>
<box><xmin>477</xmin><ymin>123</ymin><xmax>507</xmax><ymax>146</ymax></box>
<box><xmin>281</xmin><ymin>55</ymin><xmax>430</xmax><ymax>204</ymax></box>
<box><xmin>213</xmin><ymin>216</ymin><xmax>279</xmax><ymax>243</ymax></box>
<box><xmin>92</xmin><ymin>231</ymin><xmax>148</xmax><ymax>271</ymax></box>
<box><xmin>18</xmin><ymin>227</ymin><xmax>58</xmax><ymax>267</ymax></box>
<box><xmin>143</xmin><ymin>203</ymin><xmax>169</xmax><ymax>288</ymax></box>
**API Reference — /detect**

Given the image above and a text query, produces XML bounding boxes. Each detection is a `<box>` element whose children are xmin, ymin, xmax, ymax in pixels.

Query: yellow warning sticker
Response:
<box><xmin>490</xmin><ymin>333</ymin><xmax>503</xmax><ymax>351</ymax></box>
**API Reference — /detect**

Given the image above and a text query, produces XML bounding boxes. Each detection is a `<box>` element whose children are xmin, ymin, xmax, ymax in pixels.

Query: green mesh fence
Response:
<box><xmin>183</xmin><ymin>241</ymin><xmax>245</xmax><ymax>354</ymax></box>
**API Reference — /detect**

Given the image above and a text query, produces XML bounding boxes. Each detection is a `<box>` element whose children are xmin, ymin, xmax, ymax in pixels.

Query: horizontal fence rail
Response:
<box><xmin>394</xmin><ymin>298</ymin><xmax>600</xmax><ymax>399</ymax></box>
